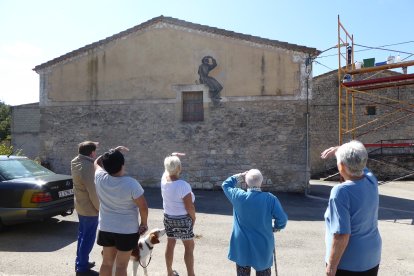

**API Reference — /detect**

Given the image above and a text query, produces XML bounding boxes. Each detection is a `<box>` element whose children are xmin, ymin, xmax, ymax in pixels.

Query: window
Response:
<box><xmin>0</xmin><ymin>158</ymin><xmax>54</xmax><ymax>180</ymax></box>
<box><xmin>365</xmin><ymin>105</ymin><xmax>377</xmax><ymax>115</ymax></box>
<box><xmin>182</xmin><ymin>91</ymin><xmax>204</xmax><ymax>122</ymax></box>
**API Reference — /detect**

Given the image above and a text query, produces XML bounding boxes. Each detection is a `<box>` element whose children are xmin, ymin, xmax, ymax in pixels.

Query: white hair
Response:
<box><xmin>164</xmin><ymin>156</ymin><xmax>181</xmax><ymax>176</ymax></box>
<box><xmin>245</xmin><ymin>169</ymin><xmax>263</xmax><ymax>187</ymax></box>
<box><xmin>335</xmin><ymin>140</ymin><xmax>367</xmax><ymax>177</ymax></box>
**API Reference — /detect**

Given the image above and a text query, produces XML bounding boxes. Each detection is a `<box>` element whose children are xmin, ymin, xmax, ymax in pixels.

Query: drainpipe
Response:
<box><xmin>304</xmin><ymin>55</ymin><xmax>312</xmax><ymax>196</ymax></box>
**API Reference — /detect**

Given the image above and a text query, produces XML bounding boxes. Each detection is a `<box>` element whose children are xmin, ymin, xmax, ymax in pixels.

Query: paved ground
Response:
<box><xmin>0</xmin><ymin>180</ymin><xmax>413</xmax><ymax>276</ymax></box>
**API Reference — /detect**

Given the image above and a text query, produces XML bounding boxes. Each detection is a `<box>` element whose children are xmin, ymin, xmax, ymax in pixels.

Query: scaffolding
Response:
<box><xmin>337</xmin><ymin>15</ymin><xmax>414</xmax><ymax>147</ymax></box>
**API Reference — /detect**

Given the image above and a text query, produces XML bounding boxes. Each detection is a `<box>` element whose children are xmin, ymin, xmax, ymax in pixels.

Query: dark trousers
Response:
<box><xmin>75</xmin><ymin>215</ymin><xmax>98</xmax><ymax>272</ymax></box>
<box><xmin>335</xmin><ymin>264</ymin><xmax>379</xmax><ymax>276</ymax></box>
<box><xmin>236</xmin><ymin>264</ymin><xmax>271</xmax><ymax>276</ymax></box>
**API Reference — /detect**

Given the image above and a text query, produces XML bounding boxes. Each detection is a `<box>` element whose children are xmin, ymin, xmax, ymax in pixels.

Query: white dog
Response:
<box><xmin>108</xmin><ymin>228</ymin><xmax>166</xmax><ymax>276</ymax></box>
<box><xmin>130</xmin><ymin>228</ymin><xmax>166</xmax><ymax>276</ymax></box>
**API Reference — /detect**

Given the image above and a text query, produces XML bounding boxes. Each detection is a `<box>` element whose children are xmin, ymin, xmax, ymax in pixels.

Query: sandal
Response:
<box><xmin>172</xmin><ymin>270</ymin><xmax>179</xmax><ymax>276</ymax></box>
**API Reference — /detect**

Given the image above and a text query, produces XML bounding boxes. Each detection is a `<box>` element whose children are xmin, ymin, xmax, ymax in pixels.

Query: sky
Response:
<box><xmin>1</xmin><ymin>0</ymin><xmax>413</xmax><ymax>106</ymax></box>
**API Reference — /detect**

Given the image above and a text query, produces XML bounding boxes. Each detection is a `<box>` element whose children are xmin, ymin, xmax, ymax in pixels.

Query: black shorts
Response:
<box><xmin>336</xmin><ymin>264</ymin><xmax>379</xmax><ymax>276</ymax></box>
<box><xmin>97</xmin><ymin>230</ymin><xmax>139</xmax><ymax>251</ymax></box>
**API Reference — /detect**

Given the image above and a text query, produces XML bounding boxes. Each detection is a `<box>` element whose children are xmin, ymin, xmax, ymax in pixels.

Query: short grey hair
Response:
<box><xmin>164</xmin><ymin>156</ymin><xmax>181</xmax><ymax>176</ymax></box>
<box><xmin>335</xmin><ymin>140</ymin><xmax>367</xmax><ymax>177</ymax></box>
<box><xmin>246</xmin><ymin>169</ymin><xmax>263</xmax><ymax>187</ymax></box>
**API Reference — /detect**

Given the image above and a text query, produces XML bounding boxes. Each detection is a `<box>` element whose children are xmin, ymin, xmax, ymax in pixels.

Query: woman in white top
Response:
<box><xmin>161</xmin><ymin>153</ymin><xmax>196</xmax><ymax>276</ymax></box>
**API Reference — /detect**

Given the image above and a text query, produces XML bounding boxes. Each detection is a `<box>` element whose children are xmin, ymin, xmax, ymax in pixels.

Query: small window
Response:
<box><xmin>182</xmin><ymin>91</ymin><xmax>204</xmax><ymax>122</ymax></box>
<box><xmin>365</xmin><ymin>106</ymin><xmax>377</xmax><ymax>115</ymax></box>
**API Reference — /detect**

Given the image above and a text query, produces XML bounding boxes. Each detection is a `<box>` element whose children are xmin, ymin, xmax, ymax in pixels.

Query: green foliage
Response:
<box><xmin>0</xmin><ymin>101</ymin><xmax>11</xmax><ymax>141</ymax></box>
<box><xmin>0</xmin><ymin>143</ymin><xmax>12</xmax><ymax>155</ymax></box>
<box><xmin>0</xmin><ymin>143</ymin><xmax>22</xmax><ymax>156</ymax></box>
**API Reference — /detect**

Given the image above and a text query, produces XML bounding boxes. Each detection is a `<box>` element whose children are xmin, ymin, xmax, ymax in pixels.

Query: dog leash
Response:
<box><xmin>139</xmin><ymin>253</ymin><xmax>152</xmax><ymax>268</ymax></box>
<box><xmin>138</xmin><ymin>241</ymin><xmax>153</xmax><ymax>268</ymax></box>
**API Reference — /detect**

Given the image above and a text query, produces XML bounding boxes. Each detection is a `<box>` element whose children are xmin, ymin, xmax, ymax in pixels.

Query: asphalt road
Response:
<box><xmin>0</xmin><ymin>181</ymin><xmax>413</xmax><ymax>276</ymax></box>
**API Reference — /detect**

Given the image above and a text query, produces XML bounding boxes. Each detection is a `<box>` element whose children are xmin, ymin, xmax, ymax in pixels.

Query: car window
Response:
<box><xmin>0</xmin><ymin>159</ymin><xmax>54</xmax><ymax>180</ymax></box>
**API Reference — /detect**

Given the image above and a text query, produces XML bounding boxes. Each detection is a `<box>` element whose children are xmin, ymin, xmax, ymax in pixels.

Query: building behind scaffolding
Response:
<box><xmin>311</xmin><ymin>16</ymin><xmax>414</xmax><ymax>182</ymax></box>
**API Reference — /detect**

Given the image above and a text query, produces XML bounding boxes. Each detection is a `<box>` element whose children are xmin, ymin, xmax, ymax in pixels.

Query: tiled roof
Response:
<box><xmin>34</xmin><ymin>15</ymin><xmax>320</xmax><ymax>71</ymax></box>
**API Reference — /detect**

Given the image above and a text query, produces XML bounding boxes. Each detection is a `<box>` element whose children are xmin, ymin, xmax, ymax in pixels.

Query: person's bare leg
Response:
<box><xmin>165</xmin><ymin>238</ymin><xmax>176</xmax><ymax>276</ymax></box>
<box><xmin>114</xmin><ymin>250</ymin><xmax>132</xmax><ymax>276</ymax></box>
<box><xmin>182</xmin><ymin>239</ymin><xmax>195</xmax><ymax>276</ymax></box>
<box><xmin>100</xmin><ymin>246</ymin><xmax>117</xmax><ymax>276</ymax></box>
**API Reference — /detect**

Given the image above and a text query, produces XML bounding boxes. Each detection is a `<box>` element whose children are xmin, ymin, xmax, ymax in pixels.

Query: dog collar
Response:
<box><xmin>145</xmin><ymin>240</ymin><xmax>154</xmax><ymax>250</ymax></box>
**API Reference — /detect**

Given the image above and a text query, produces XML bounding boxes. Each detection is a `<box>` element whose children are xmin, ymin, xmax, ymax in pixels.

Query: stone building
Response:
<box><xmin>19</xmin><ymin>16</ymin><xmax>320</xmax><ymax>192</ymax></box>
<box><xmin>11</xmin><ymin>103</ymin><xmax>40</xmax><ymax>159</ymax></box>
<box><xmin>311</xmin><ymin>69</ymin><xmax>414</xmax><ymax>180</ymax></box>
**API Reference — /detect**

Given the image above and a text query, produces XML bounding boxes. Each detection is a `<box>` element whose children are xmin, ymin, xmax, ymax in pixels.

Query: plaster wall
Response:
<box><xmin>40</xmin><ymin>24</ymin><xmax>303</xmax><ymax>104</ymax></box>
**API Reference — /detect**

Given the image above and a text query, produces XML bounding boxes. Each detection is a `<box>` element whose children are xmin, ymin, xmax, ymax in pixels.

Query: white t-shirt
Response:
<box><xmin>161</xmin><ymin>172</ymin><xmax>195</xmax><ymax>216</ymax></box>
<box><xmin>95</xmin><ymin>168</ymin><xmax>144</xmax><ymax>234</ymax></box>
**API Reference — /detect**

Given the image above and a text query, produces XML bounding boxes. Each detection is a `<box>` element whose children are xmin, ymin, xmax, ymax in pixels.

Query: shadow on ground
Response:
<box><xmin>0</xmin><ymin>218</ymin><xmax>78</xmax><ymax>252</ymax></box>
<box><xmin>145</xmin><ymin>183</ymin><xmax>414</xmax><ymax>224</ymax></box>
<box><xmin>1</xmin><ymin>183</ymin><xmax>412</xmax><ymax>254</ymax></box>
<box><xmin>145</xmin><ymin>187</ymin><xmax>329</xmax><ymax>221</ymax></box>
<box><xmin>309</xmin><ymin>184</ymin><xmax>414</xmax><ymax>224</ymax></box>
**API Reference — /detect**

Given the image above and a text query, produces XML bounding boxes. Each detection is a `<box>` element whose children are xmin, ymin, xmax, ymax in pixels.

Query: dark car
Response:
<box><xmin>0</xmin><ymin>155</ymin><xmax>74</xmax><ymax>230</ymax></box>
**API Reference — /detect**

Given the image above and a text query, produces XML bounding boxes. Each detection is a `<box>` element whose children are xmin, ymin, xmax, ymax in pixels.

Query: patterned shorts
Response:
<box><xmin>163</xmin><ymin>214</ymin><xmax>194</xmax><ymax>240</ymax></box>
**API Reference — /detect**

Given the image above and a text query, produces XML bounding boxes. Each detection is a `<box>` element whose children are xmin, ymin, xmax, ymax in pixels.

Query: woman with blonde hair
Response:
<box><xmin>161</xmin><ymin>152</ymin><xmax>196</xmax><ymax>276</ymax></box>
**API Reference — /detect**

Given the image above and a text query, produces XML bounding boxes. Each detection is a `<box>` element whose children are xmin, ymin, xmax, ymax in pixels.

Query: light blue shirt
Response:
<box><xmin>222</xmin><ymin>176</ymin><xmax>288</xmax><ymax>271</ymax></box>
<box><xmin>325</xmin><ymin>168</ymin><xmax>382</xmax><ymax>271</ymax></box>
<box><xmin>95</xmin><ymin>168</ymin><xmax>144</xmax><ymax>234</ymax></box>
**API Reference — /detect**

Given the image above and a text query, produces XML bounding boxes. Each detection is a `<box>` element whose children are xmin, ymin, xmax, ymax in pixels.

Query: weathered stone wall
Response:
<box><xmin>11</xmin><ymin>103</ymin><xmax>40</xmax><ymax>159</ymax></box>
<box><xmin>311</xmin><ymin>70</ymin><xmax>414</xmax><ymax>178</ymax></box>
<box><xmin>368</xmin><ymin>154</ymin><xmax>414</xmax><ymax>181</ymax></box>
<box><xmin>315</xmin><ymin>153</ymin><xmax>414</xmax><ymax>182</ymax></box>
<box><xmin>309</xmin><ymin>72</ymin><xmax>339</xmax><ymax>176</ymax></box>
<box><xmin>39</xmin><ymin>99</ymin><xmax>309</xmax><ymax>192</ymax></box>
<box><xmin>30</xmin><ymin>18</ymin><xmax>319</xmax><ymax>192</ymax></box>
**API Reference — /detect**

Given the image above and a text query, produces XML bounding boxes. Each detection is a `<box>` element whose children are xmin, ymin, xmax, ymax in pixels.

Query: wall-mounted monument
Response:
<box><xmin>198</xmin><ymin>56</ymin><xmax>223</xmax><ymax>104</ymax></box>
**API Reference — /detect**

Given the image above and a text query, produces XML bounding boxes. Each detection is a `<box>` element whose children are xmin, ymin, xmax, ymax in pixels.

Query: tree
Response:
<box><xmin>0</xmin><ymin>101</ymin><xmax>11</xmax><ymax>141</ymax></box>
<box><xmin>0</xmin><ymin>143</ymin><xmax>14</xmax><ymax>155</ymax></box>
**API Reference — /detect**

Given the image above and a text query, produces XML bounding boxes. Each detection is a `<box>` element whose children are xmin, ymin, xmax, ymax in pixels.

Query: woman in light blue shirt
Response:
<box><xmin>222</xmin><ymin>169</ymin><xmax>288</xmax><ymax>276</ymax></box>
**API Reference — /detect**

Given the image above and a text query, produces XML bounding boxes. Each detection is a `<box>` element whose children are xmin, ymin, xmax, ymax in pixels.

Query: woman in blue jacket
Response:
<box><xmin>222</xmin><ymin>169</ymin><xmax>288</xmax><ymax>276</ymax></box>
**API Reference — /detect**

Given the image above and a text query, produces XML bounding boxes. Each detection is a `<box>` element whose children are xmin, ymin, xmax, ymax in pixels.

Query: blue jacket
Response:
<box><xmin>222</xmin><ymin>176</ymin><xmax>288</xmax><ymax>271</ymax></box>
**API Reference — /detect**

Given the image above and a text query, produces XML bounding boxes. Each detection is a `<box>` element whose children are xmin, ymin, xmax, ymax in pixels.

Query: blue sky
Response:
<box><xmin>1</xmin><ymin>0</ymin><xmax>413</xmax><ymax>105</ymax></box>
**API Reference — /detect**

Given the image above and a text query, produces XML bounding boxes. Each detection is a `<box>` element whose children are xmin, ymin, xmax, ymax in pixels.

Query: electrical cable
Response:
<box><xmin>354</xmin><ymin>43</ymin><xmax>413</xmax><ymax>55</ymax></box>
<box><xmin>402</xmin><ymin>54</ymin><xmax>414</xmax><ymax>61</ymax></box>
<box><xmin>313</xmin><ymin>60</ymin><xmax>335</xmax><ymax>71</ymax></box>
<box><xmin>318</xmin><ymin>48</ymin><xmax>414</xmax><ymax>59</ymax></box>
<box><xmin>361</xmin><ymin>40</ymin><xmax>414</xmax><ymax>48</ymax></box>
<box><xmin>316</xmin><ymin>40</ymin><xmax>414</xmax><ymax>59</ymax></box>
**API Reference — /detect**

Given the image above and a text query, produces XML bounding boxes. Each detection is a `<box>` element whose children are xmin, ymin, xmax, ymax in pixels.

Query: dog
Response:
<box><xmin>106</xmin><ymin>228</ymin><xmax>166</xmax><ymax>276</ymax></box>
<box><xmin>130</xmin><ymin>228</ymin><xmax>166</xmax><ymax>276</ymax></box>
